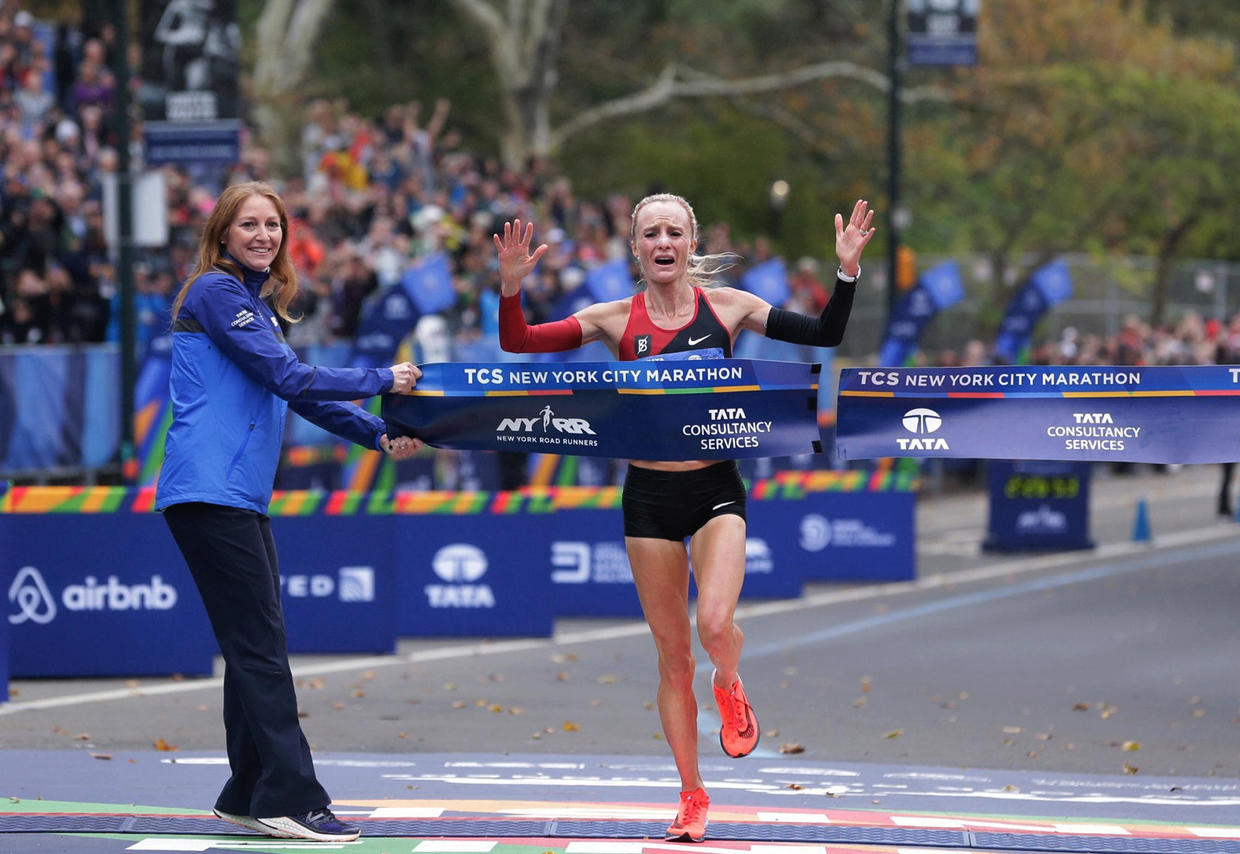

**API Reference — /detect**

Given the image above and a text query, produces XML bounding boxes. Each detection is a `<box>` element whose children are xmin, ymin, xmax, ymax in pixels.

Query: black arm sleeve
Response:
<box><xmin>763</xmin><ymin>278</ymin><xmax>856</xmax><ymax>347</ymax></box>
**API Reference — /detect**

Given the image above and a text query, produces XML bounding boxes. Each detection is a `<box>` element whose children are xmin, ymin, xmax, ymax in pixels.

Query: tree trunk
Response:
<box><xmin>1149</xmin><ymin>212</ymin><xmax>1200</xmax><ymax>328</ymax></box>
<box><xmin>251</xmin><ymin>0</ymin><xmax>335</xmax><ymax>176</ymax></box>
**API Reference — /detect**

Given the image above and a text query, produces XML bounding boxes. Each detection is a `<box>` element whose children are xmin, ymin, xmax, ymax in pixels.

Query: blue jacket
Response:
<box><xmin>155</xmin><ymin>262</ymin><xmax>394</xmax><ymax>514</ymax></box>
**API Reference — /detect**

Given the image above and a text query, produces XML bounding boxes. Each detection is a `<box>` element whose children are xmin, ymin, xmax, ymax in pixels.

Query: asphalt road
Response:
<box><xmin>2</xmin><ymin>463</ymin><xmax>1238</xmax><ymax>780</ymax></box>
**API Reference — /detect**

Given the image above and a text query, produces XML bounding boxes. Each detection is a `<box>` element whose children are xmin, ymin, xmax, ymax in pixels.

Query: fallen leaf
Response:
<box><xmin>1002</xmin><ymin>726</ymin><xmax>1023</xmax><ymax>734</ymax></box>
<box><xmin>860</xmin><ymin>676</ymin><xmax>872</xmax><ymax>693</ymax></box>
<box><xmin>352</xmin><ymin>689</ymin><xmax>366</xmax><ymax>699</ymax></box>
<box><xmin>1072</xmin><ymin>702</ymin><xmax>1091</xmax><ymax>711</ymax></box>
<box><xmin>474</xmin><ymin>699</ymin><xmax>487</xmax><ymax>707</ymax></box>
<box><xmin>1122</xmin><ymin>741</ymin><xmax>1141</xmax><ymax>751</ymax></box>
<box><xmin>1036</xmin><ymin>733</ymin><xmax>1053</xmax><ymax>741</ymax></box>
<box><xmin>90</xmin><ymin>753</ymin><xmax>112</xmax><ymax>761</ymax></box>
<box><xmin>852</xmin><ymin>697</ymin><xmax>867</xmax><ymax>708</ymax></box>
<box><xmin>1003</xmin><ymin>784</ymin><xmax>1019</xmax><ymax>792</ymax></box>
<box><xmin>442</xmin><ymin>683</ymin><xmax>457</xmax><ymax>691</ymax></box>
<box><xmin>489</xmin><ymin>704</ymin><xmax>504</xmax><ymax>713</ymax></box>
<box><xmin>362</xmin><ymin>671</ymin><xmax>376</xmax><ymax>680</ymax></box>
<box><xmin>153</xmin><ymin>738</ymin><xmax>178</xmax><ymax>752</ymax></box>
<box><xmin>764</xmin><ymin>729</ymin><xmax>780</xmax><ymax>738</ymax></box>
<box><xmin>1192</xmin><ymin>709</ymin><xmax>1205</xmax><ymax>718</ymax></box>
<box><xmin>644</xmin><ymin>702</ymin><xmax>655</xmax><ymax>711</ymax></box>
<box><xmin>399</xmin><ymin>732</ymin><xmax>408</xmax><ymax>739</ymax></box>
<box><xmin>786</xmin><ymin>782</ymin><xmax>803</xmax><ymax>790</ymax></box>
<box><xmin>597</xmin><ymin>675</ymin><xmax>617</xmax><ymax>684</ymax></box>
<box><xmin>562</xmin><ymin>721</ymin><xmax>580</xmax><ymax>732</ymax></box>
<box><xmin>779</xmin><ymin>742</ymin><xmax>805</xmax><ymax>754</ymax></box>
<box><xmin>451</xmin><ymin>700</ymin><xmax>467</xmax><ymax>709</ymax></box>
<box><xmin>556</xmin><ymin>672</ymin><xmax>570</xmax><ymax>682</ymax></box>
<box><xmin>508</xmin><ymin>707</ymin><xmax>523</xmax><ymax>715</ymax></box>
<box><xmin>1123</xmin><ymin>763</ymin><xmax>1139</xmax><ymax>775</ymax></box>
<box><xmin>73</xmin><ymin>733</ymin><xmax>91</xmax><ymax>741</ymax></box>
<box><xmin>883</xmin><ymin>729</ymin><xmax>904</xmax><ymax>739</ymax></box>
<box><xmin>331</xmin><ymin>702</ymin><xmax>345</xmax><ymax>710</ymax></box>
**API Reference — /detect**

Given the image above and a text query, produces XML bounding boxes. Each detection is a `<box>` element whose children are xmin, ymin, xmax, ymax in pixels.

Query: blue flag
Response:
<box><xmin>993</xmin><ymin>260</ymin><xmax>1073</xmax><ymax>364</ymax></box>
<box><xmin>401</xmin><ymin>252</ymin><xmax>456</xmax><ymax>315</ymax></box>
<box><xmin>350</xmin><ymin>283</ymin><xmax>422</xmax><ymax>368</ymax></box>
<box><xmin>739</xmin><ymin>258</ymin><xmax>790</xmax><ymax>307</ymax></box>
<box><xmin>585</xmin><ymin>257</ymin><xmax>634</xmax><ymax>303</ymax></box>
<box><xmin>879</xmin><ymin>260</ymin><xmax>965</xmax><ymax>366</ymax></box>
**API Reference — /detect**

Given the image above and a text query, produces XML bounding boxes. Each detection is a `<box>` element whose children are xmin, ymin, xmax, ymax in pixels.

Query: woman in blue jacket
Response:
<box><xmin>156</xmin><ymin>181</ymin><xmax>422</xmax><ymax>843</ymax></box>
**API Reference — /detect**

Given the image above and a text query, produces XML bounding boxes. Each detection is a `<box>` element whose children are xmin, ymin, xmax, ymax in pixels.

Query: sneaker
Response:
<box><xmin>665</xmin><ymin>787</ymin><xmax>710</xmax><ymax>842</ymax></box>
<box><xmin>713</xmin><ymin>669</ymin><xmax>759</xmax><ymax>758</ymax></box>
<box><xmin>213</xmin><ymin>808</ymin><xmax>282</xmax><ymax>836</ymax></box>
<box><xmin>257</xmin><ymin>808</ymin><xmax>361</xmax><ymax>842</ymax></box>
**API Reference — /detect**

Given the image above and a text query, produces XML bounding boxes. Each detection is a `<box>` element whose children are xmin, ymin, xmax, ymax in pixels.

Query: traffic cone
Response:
<box><xmin>1131</xmin><ymin>497</ymin><xmax>1151</xmax><ymax>542</ymax></box>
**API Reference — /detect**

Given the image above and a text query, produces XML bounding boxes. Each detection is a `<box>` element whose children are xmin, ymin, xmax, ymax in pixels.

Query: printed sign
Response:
<box><xmin>383</xmin><ymin>359</ymin><xmax>822</xmax><ymax>461</ymax></box>
<box><xmin>983</xmin><ymin>460</ymin><xmax>1093</xmax><ymax>551</ymax></box>
<box><xmin>837</xmin><ymin>365</ymin><xmax>1240</xmax><ymax>464</ymax></box>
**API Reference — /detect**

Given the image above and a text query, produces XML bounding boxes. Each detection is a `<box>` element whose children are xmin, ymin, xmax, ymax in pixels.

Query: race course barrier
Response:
<box><xmin>1</xmin><ymin>473</ymin><xmax>915</xmax><ymax>678</ymax></box>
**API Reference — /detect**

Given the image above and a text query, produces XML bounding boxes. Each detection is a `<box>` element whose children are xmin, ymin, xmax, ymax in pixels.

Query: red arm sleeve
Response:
<box><xmin>499</xmin><ymin>292</ymin><xmax>583</xmax><ymax>353</ymax></box>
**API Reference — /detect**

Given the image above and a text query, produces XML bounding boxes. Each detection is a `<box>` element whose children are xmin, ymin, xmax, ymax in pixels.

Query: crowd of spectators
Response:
<box><xmin>2</xmin><ymin>6</ymin><xmax>1239</xmax><ymax>377</ymax></box>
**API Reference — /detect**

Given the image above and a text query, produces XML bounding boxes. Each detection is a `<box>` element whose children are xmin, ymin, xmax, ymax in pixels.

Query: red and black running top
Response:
<box><xmin>619</xmin><ymin>287</ymin><xmax>732</xmax><ymax>361</ymax></box>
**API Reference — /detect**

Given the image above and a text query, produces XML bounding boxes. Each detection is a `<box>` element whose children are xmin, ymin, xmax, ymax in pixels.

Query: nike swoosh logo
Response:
<box><xmin>712</xmin><ymin>501</ymin><xmax>735</xmax><ymax>511</ymax></box>
<box><xmin>688</xmin><ymin>334</ymin><xmax>712</xmax><ymax>346</ymax></box>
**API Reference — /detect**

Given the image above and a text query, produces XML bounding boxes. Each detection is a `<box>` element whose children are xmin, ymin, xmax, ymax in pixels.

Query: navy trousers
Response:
<box><xmin>164</xmin><ymin>502</ymin><xmax>329</xmax><ymax>818</ymax></box>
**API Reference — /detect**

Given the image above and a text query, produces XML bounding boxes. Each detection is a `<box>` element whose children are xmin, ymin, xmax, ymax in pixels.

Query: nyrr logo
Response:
<box><xmin>898</xmin><ymin>407</ymin><xmax>949</xmax><ymax>451</ymax></box>
<box><xmin>496</xmin><ymin>404</ymin><xmax>596</xmax><ymax>436</ymax></box>
<box><xmin>426</xmin><ymin>544</ymin><xmax>495</xmax><ymax>608</ymax></box>
<box><xmin>8</xmin><ymin>567</ymin><xmax>178</xmax><ymax>624</ymax></box>
<box><xmin>798</xmin><ymin>514</ymin><xmax>831</xmax><ymax>551</ymax></box>
<box><xmin>8</xmin><ymin>566</ymin><xmax>56</xmax><ymax>625</ymax></box>
<box><xmin>743</xmin><ymin>538</ymin><xmax>773</xmax><ymax>574</ymax></box>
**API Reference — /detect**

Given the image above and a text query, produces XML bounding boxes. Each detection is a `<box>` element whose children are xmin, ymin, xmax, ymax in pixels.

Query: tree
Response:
<box><xmin>250</xmin><ymin>0</ymin><xmax>335</xmax><ymax>176</ymax></box>
<box><xmin>449</xmin><ymin>0</ymin><xmax>943</xmax><ymax>169</ymax></box>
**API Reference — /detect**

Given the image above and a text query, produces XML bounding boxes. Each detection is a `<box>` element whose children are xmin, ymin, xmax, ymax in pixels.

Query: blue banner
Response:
<box><xmin>993</xmin><ymin>260</ymin><xmax>1072</xmax><ymax>364</ymax></box>
<box><xmin>402</xmin><ymin>252</ymin><xmax>456</xmax><ymax>315</ymax></box>
<box><xmin>382</xmin><ymin>359</ymin><xmax>822</xmax><ymax>461</ymax></box>
<box><xmin>907</xmin><ymin>0</ymin><xmax>978</xmax><ymax>66</ymax></box>
<box><xmin>739</xmin><ymin>258</ymin><xmax>790</xmax><ymax>308</ymax></box>
<box><xmin>274</xmin><ymin>516</ymin><xmax>397</xmax><ymax>653</ymax></box>
<box><xmin>878</xmin><ymin>260</ymin><xmax>964</xmax><ymax>366</ymax></box>
<box><xmin>350</xmin><ymin>283</ymin><xmax>422</xmax><ymax>368</ymax></box>
<box><xmin>836</xmin><ymin>364</ymin><xmax>1240</xmax><ymax>464</ymax></box>
<box><xmin>2</xmin><ymin>514</ymin><xmax>216</xmax><ymax>677</ymax></box>
<box><xmin>749</xmin><ymin>492</ymin><xmax>915</xmax><ymax>582</ymax></box>
<box><xmin>585</xmin><ymin>257</ymin><xmax>634</xmax><ymax>303</ymax></box>
<box><xmin>394</xmin><ymin>513</ymin><xmax>555</xmax><ymax>637</ymax></box>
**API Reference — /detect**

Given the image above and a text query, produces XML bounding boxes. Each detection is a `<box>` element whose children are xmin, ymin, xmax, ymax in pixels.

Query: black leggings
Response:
<box><xmin>622</xmin><ymin>461</ymin><xmax>747</xmax><ymax>541</ymax></box>
<box><xmin>164</xmin><ymin>502</ymin><xmax>329</xmax><ymax>818</ymax></box>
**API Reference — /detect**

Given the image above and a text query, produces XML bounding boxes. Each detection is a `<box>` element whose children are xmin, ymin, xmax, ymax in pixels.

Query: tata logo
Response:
<box><xmin>426</xmin><ymin>544</ymin><xmax>494</xmax><ymax>608</ymax></box>
<box><xmin>798</xmin><ymin>514</ymin><xmax>831</xmax><ymax>551</ymax></box>
<box><xmin>898</xmin><ymin>407</ymin><xmax>949</xmax><ymax>451</ymax></box>
<box><xmin>9</xmin><ymin>567</ymin><xmax>178</xmax><ymax>624</ymax></box>
<box><xmin>496</xmin><ymin>404</ymin><xmax>596</xmax><ymax>435</ymax></box>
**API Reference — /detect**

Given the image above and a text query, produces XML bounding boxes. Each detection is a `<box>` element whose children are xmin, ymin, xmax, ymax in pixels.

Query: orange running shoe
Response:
<box><xmin>713</xmin><ymin>669</ymin><xmax>759</xmax><ymax>758</ymax></box>
<box><xmin>665</xmin><ymin>787</ymin><xmax>710</xmax><ymax>842</ymax></box>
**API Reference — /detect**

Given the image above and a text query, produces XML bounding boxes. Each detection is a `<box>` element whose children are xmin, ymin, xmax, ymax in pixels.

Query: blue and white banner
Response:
<box><xmin>739</xmin><ymin>257</ymin><xmax>790</xmax><ymax>308</ymax></box>
<box><xmin>836</xmin><ymin>364</ymin><xmax>1240</xmax><ymax>464</ymax></box>
<box><xmin>350</xmin><ymin>282</ymin><xmax>422</xmax><ymax>368</ymax></box>
<box><xmin>383</xmin><ymin>359</ymin><xmax>822</xmax><ymax>461</ymax></box>
<box><xmin>585</xmin><ymin>257</ymin><xmax>634</xmax><ymax>303</ymax></box>
<box><xmin>993</xmin><ymin>260</ymin><xmax>1073</xmax><ymax>364</ymax></box>
<box><xmin>878</xmin><ymin>260</ymin><xmax>965</xmax><ymax>366</ymax></box>
<box><xmin>402</xmin><ymin>252</ymin><xmax>456</xmax><ymax>315</ymax></box>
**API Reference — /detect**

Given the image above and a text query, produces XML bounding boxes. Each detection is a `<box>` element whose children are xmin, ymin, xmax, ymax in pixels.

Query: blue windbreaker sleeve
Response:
<box><xmin>187</xmin><ymin>272</ymin><xmax>395</xmax><ymax>401</ymax></box>
<box><xmin>289</xmin><ymin>399</ymin><xmax>386</xmax><ymax>449</ymax></box>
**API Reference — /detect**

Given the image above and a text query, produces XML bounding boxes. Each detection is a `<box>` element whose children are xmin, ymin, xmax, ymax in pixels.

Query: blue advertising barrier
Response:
<box><xmin>394</xmin><ymin>512</ymin><xmax>556</xmax><ymax>638</ymax></box>
<box><xmin>1</xmin><ymin>513</ymin><xmax>216</xmax><ymax>677</ymax></box>
<box><xmin>749</xmin><ymin>490</ymin><xmax>915</xmax><ymax>583</ymax></box>
<box><xmin>273</xmin><ymin>516</ymin><xmax>398</xmax><ymax>653</ymax></box>
<box><xmin>544</xmin><ymin>508</ymin><xmax>643</xmax><ymax>618</ymax></box>
<box><xmin>983</xmin><ymin>460</ymin><xmax>1094</xmax><ymax>552</ymax></box>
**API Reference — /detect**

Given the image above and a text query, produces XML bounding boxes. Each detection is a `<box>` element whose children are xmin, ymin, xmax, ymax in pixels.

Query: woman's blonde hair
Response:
<box><xmin>171</xmin><ymin>181</ymin><xmax>299</xmax><ymax>322</ymax></box>
<box><xmin>629</xmin><ymin>193</ymin><xmax>740</xmax><ymax>289</ymax></box>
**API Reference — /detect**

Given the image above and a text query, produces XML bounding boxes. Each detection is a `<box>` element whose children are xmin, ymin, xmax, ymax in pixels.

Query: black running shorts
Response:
<box><xmin>622</xmin><ymin>461</ymin><xmax>747</xmax><ymax>541</ymax></box>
